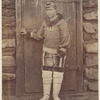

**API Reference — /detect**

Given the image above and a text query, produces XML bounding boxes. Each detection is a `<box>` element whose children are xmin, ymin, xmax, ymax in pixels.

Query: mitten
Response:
<box><xmin>58</xmin><ymin>48</ymin><xmax>66</xmax><ymax>57</ymax></box>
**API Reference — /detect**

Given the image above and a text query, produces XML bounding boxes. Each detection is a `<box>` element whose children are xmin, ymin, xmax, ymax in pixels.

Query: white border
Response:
<box><xmin>0</xmin><ymin>0</ymin><xmax>99</xmax><ymax>99</ymax></box>
<box><xmin>98</xmin><ymin>0</ymin><xmax>100</xmax><ymax>99</ymax></box>
<box><xmin>0</xmin><ymin>0</ymin><xmax>2</xmax><ymax>99</ymax></box>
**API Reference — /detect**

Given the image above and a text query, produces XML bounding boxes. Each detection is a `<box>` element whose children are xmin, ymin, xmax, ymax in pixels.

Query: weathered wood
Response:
<box><xmin>16</xmin><ymin>0</ymin><xmax>25</xmax><ymax>96</ymax></box>
<box><xmin>76</xmin><ymin>1</ymin><xmax>84</xmax><ymax>92</ymax></box>
<box><xmin>15</xmin><ymin>0</ymin><xmax>83</xmax><ymax>95</ymax></box>
<box><xmin>61</xmin><ymin>70</ymin><xmax>77</xmax><ymax>92</ymax></box>
<box><xmin>22</xmin><ymin>0</ymin><xmax>42</xmax><ymax>30</ymax></box>
<box><xmin>21</xmin><ymin>0</ymin><xmax>43</xmax><ymax>93</ymax></box>
<box><xmin>56</xmin><ymin>2</ymin><xmax>64</xmax><ymax>14</ymax></box>
<box><xmin>24</xmin><ymin>38</ymin><xmax>35</xmax><ymax>92</ymax></box>
<box><xmin>24</xmin><ymin>38</ymin><xmax>43</xmax><ymax>93</ymax></box>
<box><xmin>61</xmin><ymin>2</ymin><xmax>77</xmax><ymax>92</ymax></box>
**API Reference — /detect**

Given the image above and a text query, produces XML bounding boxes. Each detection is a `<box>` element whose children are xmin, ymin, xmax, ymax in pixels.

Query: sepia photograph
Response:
<box><xmin>2</xmin><ymin>0</ymin><xmax>98</xmax><ymax>100</ymax></box>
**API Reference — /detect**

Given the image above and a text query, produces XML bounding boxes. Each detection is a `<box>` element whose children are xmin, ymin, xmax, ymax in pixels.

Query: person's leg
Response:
<box><xmin>53</xmin><ymin>72</ymin><xmax>64</xmax><ymax>100</ymax></box>
<box><xmin>40</xmin><ymin>70</ymin><xmax>52</xmax><ymax>100</ymax></box>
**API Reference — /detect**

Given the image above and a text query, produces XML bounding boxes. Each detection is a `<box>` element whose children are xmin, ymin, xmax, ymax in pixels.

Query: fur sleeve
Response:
<box><xmin>58</xmin><ymin>19</ymin><xmax>71</xmax><ymax>49</ymax></box>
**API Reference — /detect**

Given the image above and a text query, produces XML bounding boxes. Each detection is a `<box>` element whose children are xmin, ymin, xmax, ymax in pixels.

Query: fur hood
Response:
<box><xmin>45</xmin><ymin>13</ymin><xmax>63</xmax><ymax>27</ymax></box>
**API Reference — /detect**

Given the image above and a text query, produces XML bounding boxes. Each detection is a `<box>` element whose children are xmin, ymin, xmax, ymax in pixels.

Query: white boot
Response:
<box><xmin>40</xmin><ymin>71</ymin><xmax>52</xmax><ymax>100</ymax></box>
<box><xmin>40</xmin><ymin>83</ymin><xmax>51</xmax><ymax>100</ymax></box>
<box><xmin>53</xmin><ymin>72</ymin><xmax>64</xmax><ymax>100</ymax></box>
<box><xmin>53</xmin><ymin>84</ymin><xmax>62</xmax><ymax>100</ymax></box>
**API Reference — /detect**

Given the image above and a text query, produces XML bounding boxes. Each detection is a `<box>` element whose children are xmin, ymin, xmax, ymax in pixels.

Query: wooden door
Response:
<box><xmin>16</xmin><ymin>0</ymin><xmax>83</xmax><ymax>96</ymax></box>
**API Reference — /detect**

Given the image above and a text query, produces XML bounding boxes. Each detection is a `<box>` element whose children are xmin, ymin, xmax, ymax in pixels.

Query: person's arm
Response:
<box><xmin>58</xmin><ymin>19</ymin><xmax>71</xmax><ymax>56</ymax></box>
<box><xmin>30</xmin><ymin>21</ymin><xmax>45</xmax><ymax>40</ymax></box>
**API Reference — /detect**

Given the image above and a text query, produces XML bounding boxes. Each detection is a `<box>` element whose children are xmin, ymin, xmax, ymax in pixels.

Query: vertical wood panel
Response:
<box><xmin>16</xmin><ymin>0</ymin><xmax>25</xmax><ymax>96</ymax></box>
<box><xmin>23</xmin><ymin>0</ymin><xmax>42</xmax><ymax>30</ymax></box>
<box><xmin>41</xmin><ymin>2</ymin><xmax>45</xmax><ymax>20</ymax></box>
<box><xmin>22</xmin><ymin>0</ymin><xmax>43</xmax><ymax>93</ymax></box>
<box><xmin>23</xmin><ymin>0</ymin><xmax>34</xmax><ymax>29</ymax></box>
<box><xmin>24</xmin><ymin>38</ymin><xmax>43</xmax><ymax>93</ymax></box>
<box><xmin>31</xmin><ymin>40</ymin><xmax>43</xmax><ymax>92</ymax></box>
<box><xmin>63</xmin><ymin>2</ymin><xmax>77</xmax><ymax>69</ymax></box>
<box><xmin>68</xmin><ymin>2</ymin><xmax>77</xmax><ymax>69</ymax></box>
<box><xmin>56</xmin><ymin>2</ymin><xmax>64</xmax><ymax>14</ymax></box>
<box><xmin>61</xmin><ymin>70</ymin><xmax>77</xmax><ymax>92</ymax></box>
<box><xmin>24</xmin><ymin>38</ymin><xmax>35</xmax><ymax>92</ymax></box>
<box><xmin>61</xmin><ymin>2</ymin><xmax>77</xmax><ymax>92</ymax></box>
<box><xmin>76</xmin><ymin>1</ymin><xmax>84</xmax><ymax>92</ymax></box>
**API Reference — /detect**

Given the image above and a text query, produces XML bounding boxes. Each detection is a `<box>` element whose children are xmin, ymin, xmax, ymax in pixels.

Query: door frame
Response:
<box><xmin>16</xmin><ymin>0</ymin><xmax>84</xmax><ymax>96</ymax></box>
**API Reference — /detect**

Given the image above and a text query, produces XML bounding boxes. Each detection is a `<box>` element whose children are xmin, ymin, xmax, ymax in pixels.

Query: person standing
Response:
<box><xmin>20</xmin><ymin>1</ymin><xmax>70</xmax><ymax>100</ymax></box>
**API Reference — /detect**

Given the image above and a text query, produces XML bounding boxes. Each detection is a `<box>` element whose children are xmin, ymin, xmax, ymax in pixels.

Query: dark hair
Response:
<box><xmin>45</xmin><ymin>1</ymin><xmax>57</xmax><ymax>10</ymax></box>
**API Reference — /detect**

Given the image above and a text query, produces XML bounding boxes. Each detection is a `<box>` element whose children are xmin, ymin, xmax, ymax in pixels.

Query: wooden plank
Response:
<box><xmin>61</xmin><ymin>70</ymin><xmax>77</xmax><ymax>92</ymax></box>
<box><xmin>23</xmin><ymin>0</ymin><xmax>42</xmax><ymax>30</ymax></box>
<box><xmin>61</xmin><ymin>2</ymin><xmax>77</xmax><ymax>91</ymax></box>
<box><xmin>16</xmin><ymin>36</ymin><xmax>25</xmax><ymax>96</ymax></box>
<box><xmin>16</xmin><ymin>0</ymin><xmax>44</xmax><ymax>95</ymax></box>
<box><xmin>24</xmin><ymin>38</ymin><xmax>35</xmax><ymax>92</ymax></box>
<box><xmin>22</xmin><ymin>0</ymin><xmax>43</xmax><ymax>93</ymax></box>
<box><xmin>76</xmin><ymin>0</ymin><xmax>84</xmax><ymax>92</ymax></box>
<box><xmin>30</xmin><ymin>40</ymin><xmax>43</xmax><ymax>92</ymax></box>
<box><xmin>16</xmin><ymin>0</ymin><xmax>25</xmax><ymax>96</ymax></box>
<box><xmin>22</xmin><ymin>0</ymin><xmax>33</xmax><ymax>29</ymax></box>
<box><xmin>63</xmin><ymin>3</ymin><xmax>71</xmax><ymax>22</ymax></box>
<box><xmin>65</xmin><ymin>2</ymin><xmax>77</xmax><ymax>70</ymax></box>
<box><xmin>24</xmin><ymin>38</ymin><xmax>43</xmax><ymax>93</ymax></box>
<box><xmin>56</xmin><ymin>2</ymin><xmax>64</xmax><ymax>14</ymax></box>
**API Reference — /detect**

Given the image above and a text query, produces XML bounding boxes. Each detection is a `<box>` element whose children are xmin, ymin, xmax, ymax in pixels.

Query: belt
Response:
<box><xmin>42</xmin><ymin>47</ymin><xmax>66</xmax><ymax>68</ymax></box>
<box><xmin>43</xmin><ymin>66</ymin><xmax>64</xmax><ymax>72</ymax></box>
<box><xmin>43</xmin><ymin>46</ymin><xmax>57</xmax><ymax>54</ymax></box>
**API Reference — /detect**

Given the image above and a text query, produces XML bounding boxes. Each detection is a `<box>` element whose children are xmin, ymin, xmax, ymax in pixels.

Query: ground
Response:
<box><xmin>2</xmin><ymin>92</ymin><xmax>98</xmax><ymax>100</ymax></box>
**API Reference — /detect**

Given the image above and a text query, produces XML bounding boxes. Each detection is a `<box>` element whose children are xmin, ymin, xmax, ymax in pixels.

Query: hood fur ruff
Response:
<box><xmin>45</xmin><ymin>13</ymin><xmax>63</xmax><ymax>27</ymax></box>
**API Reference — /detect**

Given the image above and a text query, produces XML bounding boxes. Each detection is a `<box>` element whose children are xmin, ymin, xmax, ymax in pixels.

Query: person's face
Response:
<box><xmin>46</xmin><ymin>8</ymin><xmax>56</xmax><ymax>18</ymax></box>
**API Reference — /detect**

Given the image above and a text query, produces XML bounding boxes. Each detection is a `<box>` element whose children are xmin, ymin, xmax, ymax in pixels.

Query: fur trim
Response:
<box><xmin>45</xmin><ymin>13</ymin><xmax>63</xmax><ymax>27</ymax></box>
